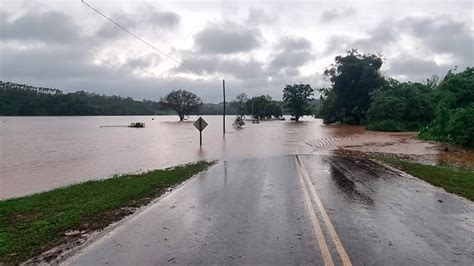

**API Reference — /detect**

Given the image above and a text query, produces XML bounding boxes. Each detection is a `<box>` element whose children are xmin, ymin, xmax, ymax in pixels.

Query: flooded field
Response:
<box><xmin>1</xmin><ymin>115</ymin><xmax>472</xmax><ymax>199</ymax></box>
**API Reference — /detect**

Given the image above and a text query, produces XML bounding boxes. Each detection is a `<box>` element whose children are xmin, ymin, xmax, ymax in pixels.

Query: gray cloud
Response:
<box><xmin>387</xmin><ymin>55</ymin><xmax>450</xmax><ymax>82</ymax></box>
<box><xmin>320</xmin><ymin>8</ymin><xmax>356</xmax><ymax>23</ymax></box>
<box><xmin>267</xmin><ymin>37</ymin><xmax>315</xmax><ymax>76</ymax></box>
<box><xmin>124</xmin><ymin>54</ymin><xmax>162</xmax><ymax>70</ymax></box>
<box><xmin>323</xmin><ymin>35</ymin><xmax>350</xmax><ymax>55</ymax></box>
<box><xmin>398</xmin><ymin>16</ymin><xmax>474</xmax><ymax>65</ymax></box>
<box><xmin>324</xmin><ymin>21</ymin><xmax>397</xmax><ymax>55</ymax></box>
<box><xmin>0</xmin><ymin>43</ymin><xmax>218</xmax><ymax>101</ymax></box>
<box><xmin>0</xmin><ymin>45</ymin><xmax>119</xmax><ymax>80</ymax></box>
<box><xmin>277</xmin><ymin>37</ymin><xmax>312</xmax><ymax>51</ymax></box>
<box><xmin>324</xmin><ymin>15</ymin><xmax>472</xmax><ymax>81</ymax></box>
<box><xmin>246</xmin><ymin>7</ymin><xmax>277</xmax><ymax>25</ymax></box>
<box><xmin>173</xmin><ymin>53</ymin><xmax>265</xmax><ymax>79</ymax></box>
<box><xmin>1</xmin><ymin>1</ymin><xmax>471</xmax><ymax>103</ymax></box>
<box><xmin>351</xmin><ymin>21</ymin><xmax>397</xmax><ymax>53</ymax></box>
<box><xmin>0</xmin><ymin>11</ymin><xmax>80</xmax><ymax>43</ymax></box>
<box><xmin>94</xmin><ymin>7</ymin><xmax>180</xmax><ymax>41</ymax></box>
<box><xmin>194</xmin><ymin>22</ymin><xmax>261</xmax><ymax>54</ymax></box>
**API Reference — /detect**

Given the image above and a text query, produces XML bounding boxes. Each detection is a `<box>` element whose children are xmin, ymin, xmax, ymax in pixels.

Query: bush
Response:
<box><xmin>447</xmin><ymin>106</ymin><xmax>474</xmax><ymax>147</ymax></box>
<box><xmin>367</xmin><ymin>120</ymin><xmax>406</xmax><ymax>132</ymax></box>
<box><xmin>367</xmin><ymin>80</ymin><xmax>434</xmax><ymax>131</ymax></box>
<box><xmin>420</xmin><ymin>68</ymin><xmax>474</xmax><ymax>147</ymax></box>
<box><xmin>233</xmin><ymin>115</ymin><xmax>245</xmax><ymax>128</ymax></box>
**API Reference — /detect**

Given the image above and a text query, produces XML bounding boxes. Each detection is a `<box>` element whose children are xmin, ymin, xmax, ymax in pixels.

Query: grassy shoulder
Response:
<box><xmin>0</xmin><ymin>161</ymin><xmax>213</xmax><ymax>264</ymax></box>
<box><xmin>379</xmin><ymin>157</ymin><xmax>474</xmax><ymax>201</ymax></box>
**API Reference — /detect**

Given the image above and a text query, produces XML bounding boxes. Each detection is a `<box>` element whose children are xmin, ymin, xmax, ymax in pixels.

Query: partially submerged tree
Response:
<box><xmin>282</xmin><ymin>83</ymin><xmax>314</xmax><ymax>121</ymax></box>
<box><xmin>233</xmin><ymin>115</ymin><xmax>245</xmax><ymax>128</ymax></box>
<box><xmin>231</xmin><ymin>93</ymin><xmax>248</xmax><ymax>116</ymax></box>
<box><xmin>160</xmin><ymin>90</ymin><xmax>202</xmax><ymax>121</ymax></box>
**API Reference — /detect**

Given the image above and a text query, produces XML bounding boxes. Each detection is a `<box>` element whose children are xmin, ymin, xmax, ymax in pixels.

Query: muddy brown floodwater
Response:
<box><xmin>1</xmin><ymin>115</ymin><xmax>473</xmax><ymax>199</ymax></box>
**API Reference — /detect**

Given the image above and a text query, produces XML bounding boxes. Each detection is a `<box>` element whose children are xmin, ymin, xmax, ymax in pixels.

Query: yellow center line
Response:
<box><xmin>294</xmin><ymin>157</ymin><xmax>335</xmax><ymax>266</ymax></box>
<box><xmin>296</xmin><ymin>154</ymin><xmax>353</xmax><ymax>266</ymax></box>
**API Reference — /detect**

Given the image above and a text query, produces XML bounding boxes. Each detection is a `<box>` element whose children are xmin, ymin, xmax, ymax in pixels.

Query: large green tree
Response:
<box><xmin>282</xmin><ymin>83</ymin><xmax>314</xmax><ymax>121</ymax></box>
<box><xmin>319</xmin><ymin>50</ymin><xmax>385</xmax><ymax>125</ymax></box>
<box><xmin>160</xmin><ymin>90</ymin><xmax>202</xmax><ymax>121</ymax></box>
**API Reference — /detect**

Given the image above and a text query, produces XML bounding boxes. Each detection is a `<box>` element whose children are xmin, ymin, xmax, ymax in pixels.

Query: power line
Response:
<box><xmin>80</xmin><ymin>0</ymin><xmax>209</xmax><ymax>78</ymax></box>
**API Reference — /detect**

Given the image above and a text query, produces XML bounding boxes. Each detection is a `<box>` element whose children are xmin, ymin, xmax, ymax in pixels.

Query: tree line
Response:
<box><xmin>0</xmin><ymin>81</ymin><xmax>239</xmax><ymax>116</ymax></box>
<box><xmin>0</xmin><ymin>81</ymin><xmax>166</xmax><ymax>116</ymax></box>
<box><xmin>317</xmin><ymin>49</ymin><xmax>473</xmax><ymax>147</ymax></box>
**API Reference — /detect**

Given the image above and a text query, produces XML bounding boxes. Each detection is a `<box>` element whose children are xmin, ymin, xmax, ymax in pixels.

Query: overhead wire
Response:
<box><xmin>81</xmin><ymin>0</ymin><xmax>244</xmax><ymax>102</ymax></box>
<box><xmin>80</xmin><ymin>0</ymin><xmax>210</xmax><ymax>78</ymax></box>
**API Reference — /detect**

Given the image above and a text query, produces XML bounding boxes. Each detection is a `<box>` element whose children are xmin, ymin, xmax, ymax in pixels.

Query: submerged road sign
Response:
<box><xmin>194</xmin><ymin>117</ymin><xmax>208</xmax><ymax>146</ymax></box>
<box><xmin>193</xmin><ymin>117</ymin><xmax>208</xmax><ymax>131</ymax></box>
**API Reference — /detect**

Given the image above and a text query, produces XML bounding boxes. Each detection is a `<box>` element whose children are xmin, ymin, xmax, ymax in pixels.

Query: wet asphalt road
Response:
<box><xmin>64</xmin><ymin>154</ymin><xmax>474</xmax><ymax>265</ymax></box>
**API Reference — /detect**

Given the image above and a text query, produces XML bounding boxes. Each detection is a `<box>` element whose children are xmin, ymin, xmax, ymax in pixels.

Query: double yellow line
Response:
<box><xmin>294</xmin><ymin>154</ymin><xmax>352</xmax><ymax>266</ymax></box>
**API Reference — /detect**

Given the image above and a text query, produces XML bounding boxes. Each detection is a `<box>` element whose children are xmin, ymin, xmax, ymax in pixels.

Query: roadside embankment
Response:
<box><xmin>378</xmin><ymin>157</ymin><xmax>474</xmax><ymax>201</ymax></box>
<box><xmin>0</xmin><ymin>161</ymin><xmax>213</xmax><ymax>264</ymax></box>
<box><xmin>335</xmin><ymin>149</ymin><xmax>473</xmax><ymax>201</ymax></box>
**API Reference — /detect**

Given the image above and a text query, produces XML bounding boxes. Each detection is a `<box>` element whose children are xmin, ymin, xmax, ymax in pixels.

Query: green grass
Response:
<box><xmin>0</xmin><ymin>161</ymin><xmax>213</xmax><ymax>264</ymax></box>
<box><xmin>379</xmin><ymin>157</ymin><xmax>474</xmax><ymax>201</ymax></box>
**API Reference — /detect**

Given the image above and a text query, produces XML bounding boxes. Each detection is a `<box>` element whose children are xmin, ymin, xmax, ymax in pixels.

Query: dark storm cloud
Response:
<box><xmin>0</xmin><ymin>11</ymin><xmax>80</xmax><ymax>43</ymax></box>
<box><xmin>194</xmin><ymin>22</ymin><xmax>261</xmax><ymax>54</ymax></box>
<box><xmin>267</xmin><ymin>37</ymin><xmax>315</xmax><ymax>76</ymax></box>
<box><xmin>320</xmin><ymin>8</ymin><xmax>356</xmax><ymax>23</ymax></box>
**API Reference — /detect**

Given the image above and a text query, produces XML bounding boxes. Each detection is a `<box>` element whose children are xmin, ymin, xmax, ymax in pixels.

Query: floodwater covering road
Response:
<box><xmin>63</xmin><ymin>154</ymin><xmax>474</xmax><ymax>265</ymax></box>
<box><xmin>2</xmin><ymin>116</ymin><xmax>473</xmax><ymax>199</ymax></box>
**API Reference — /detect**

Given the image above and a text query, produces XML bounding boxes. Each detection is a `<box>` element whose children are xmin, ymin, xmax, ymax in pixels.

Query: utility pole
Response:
<box><xmin>223</xmin><ymin>79</ymin><xmax>226</xmax><ymax>137</ymax></box>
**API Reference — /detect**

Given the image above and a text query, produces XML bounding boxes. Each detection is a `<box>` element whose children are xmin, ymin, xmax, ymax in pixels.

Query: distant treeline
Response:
<box><xmin>0</xmin><ymin>81</ymin><xmax>239</xmax><ymax>116</ymax></box>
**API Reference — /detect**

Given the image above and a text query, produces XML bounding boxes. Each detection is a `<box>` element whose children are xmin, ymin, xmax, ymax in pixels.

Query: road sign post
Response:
<box><xmin>193</xmin><ymin>117</ymin><xmax>208</xmax><ymax>147</ymax></box>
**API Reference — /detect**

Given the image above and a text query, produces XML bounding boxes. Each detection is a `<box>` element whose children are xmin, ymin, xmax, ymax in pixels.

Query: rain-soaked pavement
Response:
<box><xmin>63</xmin><ymin>154</ymin><xmax>474</xmax><ymax>265</ymax></box>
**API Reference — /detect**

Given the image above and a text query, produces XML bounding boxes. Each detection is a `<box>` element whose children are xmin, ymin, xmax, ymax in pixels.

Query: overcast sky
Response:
<box><xmin>0</xmin><ymin>0</ymin><xmax>472</xmax><ymax>102</ymax></box>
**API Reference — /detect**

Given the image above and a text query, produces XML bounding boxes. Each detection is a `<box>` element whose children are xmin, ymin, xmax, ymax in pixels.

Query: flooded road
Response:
<box><xmin>1</xmin><ymin>116</ymin><xmax>473</xmax><ymax>199</ymax></box>
<box><xmin>63</xmin><ymin>155</ymin><xmax>474</xmax><ymax>265</ymax></box>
